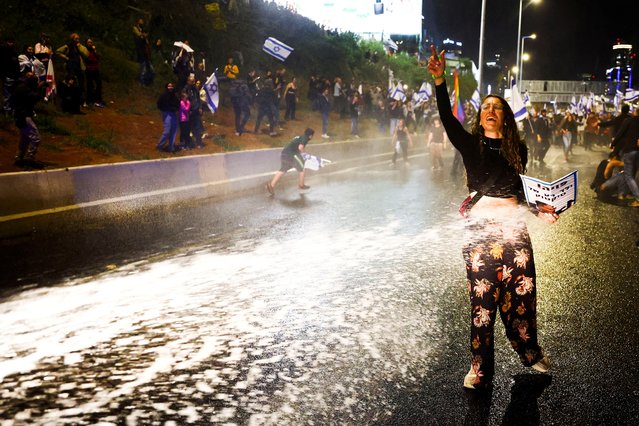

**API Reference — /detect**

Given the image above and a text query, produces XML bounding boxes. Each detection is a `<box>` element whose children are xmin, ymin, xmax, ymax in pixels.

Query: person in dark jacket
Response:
<box><xmin>230</xmin><ymin>78</ymin><xmax>251</xmax><ymax>136</ymax></box>
<box><xmin>14</xmin><ymin>71</ymin><xmax>44</xmax><ymax>165</ymax></box>
<box><xmin>604</xmin><ymin>111</ymin><xmax>639</xmax><ymax>207</ymax></box>
<box><xmin>156</xmin><ymin>82</ymin><xmax>180</xmax><ymax>152</ymax></box>
<box><xmin>58</xmin><ymin>74</ymin><xmax>83</xmax><ymax>114</ymax></box>
<box><xmin>1</xmin><ymin>36</ymin><xmax>20</xmax><ymax>116</ymax></box>
<box><xmin>533</xmin><ymin>109</ymin><xmax>552</xmax><ymax>163</ymax></box>
<box><xmin>185</xmin><ymin>75</ymin><xmax>204</xmax><ymax>148</ymax></box>
<box><xmin>253</xmin><ymin>77</ymin><xmax>277</xmax><ymax>136</ymax></box>
<box><xmin>599</xmin><ymin>104</ymin><xmax>631</xmax><ymax>143</ymax></box>
<box><xmin>317</xmin><ymin>88</ymin><xmax>331</xmax><ymax>138</ymax></box>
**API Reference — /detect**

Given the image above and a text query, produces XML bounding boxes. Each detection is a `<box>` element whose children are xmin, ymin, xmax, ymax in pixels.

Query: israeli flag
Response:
<box><xmin>569</xmin><ymin>96</ymin><xmax>577</xmax><ymax>114</ymax></box>
<box><xmin>578</xmin><ymin>94</ymin><xmax>587</xmax><ymax>114</ymax></box>
<box><xmin>263</xmin><ymin>37</ymin><xmax>294</xmax><ymax>62</ymax></box>
<box><xmin>204</xmin><ymin>72</ymin><xmax>219</xmax><ymax>113</ymax></box>
<box><xmin>470</xmin><ymin>88</ymin><xmax>481</xmax><ymax>111</ymax></box>
<box><xmin>625</xmin><ymin>88</ymin><xmax>639</xmax><ymax>102</ymax></box>
<box><xmin>302</xmin><ymin>152</ymin><xmax>332</xmax><ymax>171</ymax></box>
<box><xmin>509</xmin><ymin>78</ymin><xmax>528</xmax><ymax>122</ymax></box>
<box><xmin>614</xmin><ymin>90</ymin><xmax>622</xmax><ymax>110</ymax></box>
<box><xmin>390</xmin><ymin>83</ymin><xmax>406</xmax><ymax>102</ymax></box>
<box><xmin>416</xmin><ymin>82</ymin><xmax>431</xmax><ymax>103</ymax></box>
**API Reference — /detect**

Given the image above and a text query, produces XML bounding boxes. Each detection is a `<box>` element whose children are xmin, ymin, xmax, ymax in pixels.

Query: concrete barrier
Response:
<box><xmin>0</xmin><ymin>137</ymin><xmax>400</xmax><ymax>237</ymax></box>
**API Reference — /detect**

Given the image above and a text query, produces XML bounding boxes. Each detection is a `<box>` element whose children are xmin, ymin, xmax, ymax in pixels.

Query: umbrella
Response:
<box><xmin>173</xmin><ymin>41</ymin><xmax>194</xmax><ymax>53</ymax></box>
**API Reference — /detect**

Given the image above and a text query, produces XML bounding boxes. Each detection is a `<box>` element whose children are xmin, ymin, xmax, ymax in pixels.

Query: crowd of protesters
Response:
<box><xmin>5</xmin><ymin>21</ymin><xmax>637</xmax><ymax>199</ymax></box>
<box><xmin>1</xmin><ymin>31</ymin><xmax>107</xmax><ymax>167</ymax></box>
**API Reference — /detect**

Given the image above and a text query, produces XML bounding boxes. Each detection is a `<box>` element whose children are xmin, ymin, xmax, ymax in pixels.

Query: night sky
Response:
<box><xmin>422</xmin><ymin>0</ymin><xmax>638</xmax><ymax>82</ymax></box>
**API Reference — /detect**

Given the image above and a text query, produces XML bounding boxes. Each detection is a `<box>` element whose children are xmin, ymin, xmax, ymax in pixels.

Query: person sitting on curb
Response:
<box><xmin>266</xmin><ymin>128</ymin><xmax>314</xmax><ymax>195</ymax></box>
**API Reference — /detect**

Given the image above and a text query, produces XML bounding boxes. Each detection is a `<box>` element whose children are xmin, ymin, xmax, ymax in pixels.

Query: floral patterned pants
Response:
<box><xmin>462</xmin><ymin>220</ymin><xmax>544</xmax><ymax>387</ymax></box>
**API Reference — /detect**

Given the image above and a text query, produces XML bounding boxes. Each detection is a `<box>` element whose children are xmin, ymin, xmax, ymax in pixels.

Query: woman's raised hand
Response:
<box><xmin>427</xmin><ymin>45</ymin><xmax>446</xmax><ymax>79</ymax></box>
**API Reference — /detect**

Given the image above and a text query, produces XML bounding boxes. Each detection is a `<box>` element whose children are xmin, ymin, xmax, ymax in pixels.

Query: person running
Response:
<box><xmin>391</xmin><ymin>118</ymin><xmax>413</xmax><ymax>166</ymax></box>
<box><xmin>266</xmin><ymin>128</ymin><xmax>314</xmax><ymax>195</ymax></box>
<box><xmin>427</xmin><ymin>116</ymin><xmax>446</xmax><ymax>170</ymax></box>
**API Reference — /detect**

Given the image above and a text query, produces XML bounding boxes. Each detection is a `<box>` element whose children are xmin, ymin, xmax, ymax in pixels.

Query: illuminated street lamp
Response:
<box><xmin>515</xmin><ymin>0</ymin><xmax>541</xmax><ymax>87</ymax></box>
<box><xmin>509</xmin><ymin>66</ymin><xmax>518</xmax><ymax>88</ymax></box>
<box><xmin>519</xmin><ymin>34</ymin><xmax>536</xmax><ymax>86</ymax></box>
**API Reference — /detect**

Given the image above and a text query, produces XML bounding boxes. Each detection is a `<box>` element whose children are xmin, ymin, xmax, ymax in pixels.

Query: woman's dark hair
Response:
<box><xmin>470</xmin><ymin>94</ymin><xmax>526</xmax><ymax>174</ymax></box>
<box><xmin>304</xmin><ymin>128</ymin><xmax>315</xmax><ymax>137</ymax></box>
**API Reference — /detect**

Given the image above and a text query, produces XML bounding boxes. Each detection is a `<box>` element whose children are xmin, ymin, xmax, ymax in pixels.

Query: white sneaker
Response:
<box><xmin>463</xmin><ymin>368</ymin><xmax>477</xmax><ymax>389</ymax></box>
<box><xmin>532</xmin><ymin>355</ymin><xmax>551</xmax><ymax>372</ymax></box>
<box><xmin>321</xmin><ymin>134</ymin><xmax>330</xmax><ymax>139</ymax></box>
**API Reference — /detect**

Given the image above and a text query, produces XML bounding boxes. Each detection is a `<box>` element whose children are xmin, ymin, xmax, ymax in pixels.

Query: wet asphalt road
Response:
<box><xmin>1</xmin><ymin>143</ymin><xmax>638</xmax><ymax>425</ymax></box>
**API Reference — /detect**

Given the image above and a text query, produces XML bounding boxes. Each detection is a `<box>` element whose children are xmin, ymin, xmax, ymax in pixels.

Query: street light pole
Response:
<box><xmin>515</xmin><ymin>0</ymin><xmax>540</xmax><ymax>87</ymax></box>
<box><xmin>520</xmin><ymin>53</ymin><xmax>529</xmax><ymax>89</ymax></box>
<box><xmin>516</xmin><ymin>0</ymin><xmax>523</xmax><ymax>88</ymax></box>
<box><xmin>519</xmin><ymin>34</ymin><xmax>536</xmax><ymax>88</ymax></box>
<box><xmin>477</xmin><ymin>0</ymin><xmax>487</xmax><ymax>95</ymax></box>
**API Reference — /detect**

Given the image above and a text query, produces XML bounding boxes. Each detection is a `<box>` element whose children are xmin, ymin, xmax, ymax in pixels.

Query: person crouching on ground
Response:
<box><xmin>266</xmin><ymin>128</ymin><xmax>314</xmax><ymax>195</ymax></box>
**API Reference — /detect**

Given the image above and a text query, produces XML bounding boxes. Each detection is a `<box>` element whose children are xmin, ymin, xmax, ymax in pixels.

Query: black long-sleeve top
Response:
<box><xmin>156</xmin><ymin>90</ymin><xmax>180</xmax><ymax>113</ymax></box>
<box><xmin>435</xmin><ymin>81</ymin><xmax>527</xmax><ymax>198</ymax></box>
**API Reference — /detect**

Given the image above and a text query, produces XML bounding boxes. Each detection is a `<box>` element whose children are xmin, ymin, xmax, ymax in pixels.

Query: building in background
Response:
<box><xmin>606</xmin><ymin>39</ymin><xmax>635</xmax><ymax>96</ymax></box>
<box><xmin>521</xmin><ymin>40</ymin><xmax>636</xmax><ymax>111</ymax></box>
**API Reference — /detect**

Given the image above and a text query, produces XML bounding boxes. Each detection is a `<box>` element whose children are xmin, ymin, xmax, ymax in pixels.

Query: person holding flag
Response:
<box><xmin>428</xmin><ymin>45</ymin><xmax>557</xmax><ymax>391</ymax></box>
<box><xmin>266</xmin><ymin>128</ymin><xmax>314</xmax><ymax>195</ymax></box>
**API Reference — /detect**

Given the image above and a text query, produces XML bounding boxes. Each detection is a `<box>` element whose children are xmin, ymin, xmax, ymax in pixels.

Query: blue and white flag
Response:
<box><xmin>586</xmin><ymin>92</ymin><xmax>595</xmax><ymax>113</ymax></box>
<box><xmin>523</xmin><ymin>90</ymin><xmax>530</xmax><ymax>106</ymax></box>
<box><xmin>383</xmin><ymin>37</ymin><xmax>398</xmax><ymax>51</ymax></box>
<box><xmin>569</xmin><ymin>95</ymin><xmax>577</xmax><ymax>114</ymax></box>
<box><xmin>302</xmin><ymin>152</ymin><xmax>332</xmax><ymax>171</ymax></box>
<box><xmin>470</xmin><ymin>88</ymin><xmax>481</xmax><ymax>111</ymax></box>
<box><xmin>390</xmin><ymin>83</ymin><xmax>406</xmax><ymax>102</ymax></box>
<box><xmin>288</xmin><ymin>153</ymin><xmax>332</xmax><ymax>172</ymax></box>
<box><xmin>578</xmin><ymin>94</ymin><xmax>588</xmax><ymax>115</ymax></box>
<box><xmin>624</xmin><ymin>88</ymin><xmax>639</xmax><ymax>102</ymax></box>
<box><xmin>509</xmin><ymin>78</ymin><xmax>528</xmax><ymax>121</ymax></box>
<box><xmin>413</xmin><ymin>82</ymin><xmax>431</xmax><ymax>106</ymax></box>
<box><xmin>204</xmin><ymin>72</ymin><xmax>219</xmax><ymax>113</ymax></box>
<box><xmin>614</xmin><ymin>90</ymin><xmax>623</xmax><ymax>110</ymax></box>
<box><xmin>262</xmin><ymin>37</ymin><xmax>294</xmax><ymax>62</ymax></box>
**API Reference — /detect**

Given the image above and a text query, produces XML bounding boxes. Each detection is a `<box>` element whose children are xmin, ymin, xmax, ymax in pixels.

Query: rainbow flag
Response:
<box><xmin>452</xmin><ymin>69</ymin><xmax>465</xmax><ymax>124</ymax></box>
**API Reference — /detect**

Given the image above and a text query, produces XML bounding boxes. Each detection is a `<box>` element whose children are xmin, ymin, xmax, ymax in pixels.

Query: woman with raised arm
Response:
<box><xmin>427</xmin><ymin>45</ymin><xmax>557</xmax><ymax>390</ymax></box>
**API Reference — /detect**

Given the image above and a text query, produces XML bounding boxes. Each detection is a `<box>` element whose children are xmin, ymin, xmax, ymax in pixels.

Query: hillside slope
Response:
<box><xmin>0</xmin><ymin>0</ymin><xmax>431</xmax><ymax>174</ymax></box>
